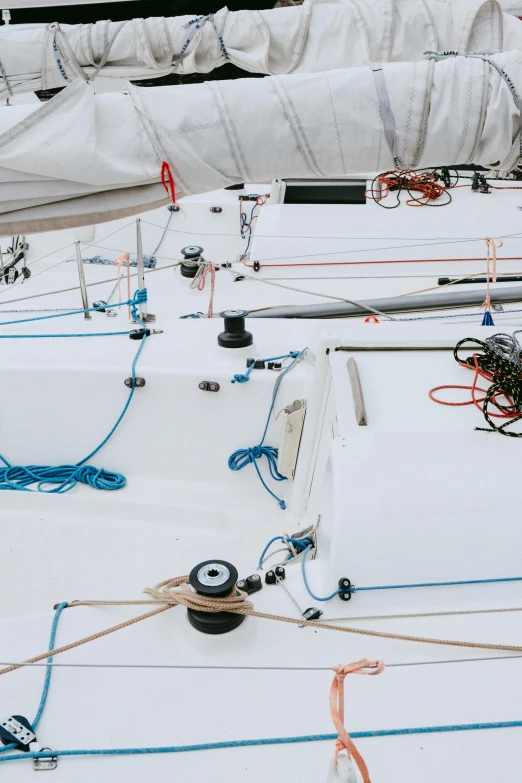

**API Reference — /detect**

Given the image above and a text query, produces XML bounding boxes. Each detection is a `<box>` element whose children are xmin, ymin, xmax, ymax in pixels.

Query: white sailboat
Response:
<box><xmin>1</xmin><ymin>2</ymin><xmax>522</xmax><ymax>780</ymax></box>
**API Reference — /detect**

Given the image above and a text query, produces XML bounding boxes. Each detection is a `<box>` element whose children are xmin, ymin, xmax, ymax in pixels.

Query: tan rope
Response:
<box><xmin>0</xmin><ymin>605</ymin><xmax>173</xmax><ymax>676</ymax></box>
<box><xmin>142</xmin><ymin>575</ymin><xmax>254</xmax><ymax>613</ymax></box>
<box><xmin>3</xmin><ymin>576</ymin><xmax>522</xmax><ymax>678</ymax></box>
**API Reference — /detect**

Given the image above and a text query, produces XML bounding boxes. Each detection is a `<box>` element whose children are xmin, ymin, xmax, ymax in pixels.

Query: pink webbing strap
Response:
<box><xmin>329</xmin><ymin>659</ymin><xmax>385</xmax><ymax>783</ymax></box>
<box><xmin>114</xmin><ymin>252</ymin><xmax>130</xmax><ymax>308</ymax></box>
<box><xmin>482</xmin><ymin>236</ymin><xmax>503</xmax><ymax>312</ymax></box>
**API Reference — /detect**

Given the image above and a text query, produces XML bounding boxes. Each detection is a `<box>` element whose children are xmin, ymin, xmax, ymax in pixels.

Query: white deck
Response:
<box><xmin>1</xmin><ymin>320</ymin><xmax>522</xmax><ymax>780</ymax></box>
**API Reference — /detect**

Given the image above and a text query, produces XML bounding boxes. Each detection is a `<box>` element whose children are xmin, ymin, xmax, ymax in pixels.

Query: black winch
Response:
<box><xmin>180</xmin><ymin>245</ymin><xmax>204</xmax><ymax>278</ymax></box>
<box><xmin>217</xmin><ymin>310</ymin><xmax>253</xmax><ymax>348</ymax></box>
<box><xmin>187</xmin><ymin>560</ymin><xmax>246</xmax><ymax>635</ymax></box>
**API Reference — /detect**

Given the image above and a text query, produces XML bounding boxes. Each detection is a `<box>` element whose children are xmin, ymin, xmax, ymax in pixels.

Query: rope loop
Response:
<box><xmin>228</xmin><ymin>445</ymin><xmax>287</xmax><ymax>509</ymax></box>
<box><xmin>329</xmin><ymin>659</ymin><xmax>385</xmax><ymax>783</ymax></box>
<box><xmin>144</xmin><ymin>575</ymin><xmax>253</xmax><ymax>613</ymax></box>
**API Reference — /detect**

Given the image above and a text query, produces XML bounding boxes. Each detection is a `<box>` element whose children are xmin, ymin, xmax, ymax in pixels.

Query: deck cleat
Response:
<box><xmin>236</xmin><ymin>574</ymin><xmax>263</xmax><ymax>595</ymax></box>
<box><xmin>338</xmin><ymin>578</ymin><xmax>353</xmax><ymax>601</ymax></box>
<box><xmin>33</xmin><ymin>749</ymin><xmax>58</xmax><ymax>771</ymax></box>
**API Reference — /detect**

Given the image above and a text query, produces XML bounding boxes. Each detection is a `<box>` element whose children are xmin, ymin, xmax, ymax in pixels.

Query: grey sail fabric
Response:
<box><xmin>0</xmin><ymin>50</ymin><xmax>520</xmax><ymax>233</ymax></box>
<box><xmin>0</xmin><ymin>0</ymin><xmax>520</xmax><ymax>98</ymax></box>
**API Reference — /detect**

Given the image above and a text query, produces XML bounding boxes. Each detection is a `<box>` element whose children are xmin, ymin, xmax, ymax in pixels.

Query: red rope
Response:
<box><xmin>365</xmin><ymin>169</ymin><xmax>451</xmax><ymax>207</ymax></box>
<box><xmin>240</xmin><ymin>256</ymin><xmax>522</xmax><ymax>270</ymax></box>
<box><xmin>429</xmin><ymin>354</ymin><xmax>518</xmax><ymax>419</ymax></box>
<box><xmin>161</xmin><ymin>161</ymin><xmax>176</xmax><ymax>203</ymax></box>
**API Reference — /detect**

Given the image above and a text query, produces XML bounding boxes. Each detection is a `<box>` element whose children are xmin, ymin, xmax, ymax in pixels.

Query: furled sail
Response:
<box><xmin>0</xmin><ymin>50</ymin><xmax>519</xmax><ymax>233</ymax></box>
<box><xmin>0</xmin><ymin>0</ymin><xmax>520</xmax><ymax>98</ymax></box>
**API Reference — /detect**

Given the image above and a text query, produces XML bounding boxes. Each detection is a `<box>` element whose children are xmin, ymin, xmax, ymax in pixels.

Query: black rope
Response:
<box><xmin>454</xmin><ymin>333</ymin><xmax>522</xmax><ymax>437</ymax></box>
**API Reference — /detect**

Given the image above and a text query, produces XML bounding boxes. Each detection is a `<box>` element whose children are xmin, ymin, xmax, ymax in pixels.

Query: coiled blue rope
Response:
<box><xmin>0</xmin><ymin>602</ymin><xmax>68</xmax><ymax>754</ymax></box>
<box><xmin>1</xmin><ymin>719</ymin><xmax>522</xmax><ymax>763</ymax></box>
<box><xmin>228</xmin><ymin>349</ymin><xmax>307</xmax><ymax>510</ymax></box>
<box><xmin>0</xmin><ymin>334</ymin><xmax>147</xmax><ymax>493</ymax></box>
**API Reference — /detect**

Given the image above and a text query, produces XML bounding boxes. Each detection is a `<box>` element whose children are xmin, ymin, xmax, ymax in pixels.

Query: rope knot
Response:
<box><xmin>129</xmin><ymin>288</ymin><xmax>148</xmax><ymax>323</ymax></box>
<box><xmin>333</xmin><ymin>660</ymin><xmax>385</xmax><ymax>678</ymax></box>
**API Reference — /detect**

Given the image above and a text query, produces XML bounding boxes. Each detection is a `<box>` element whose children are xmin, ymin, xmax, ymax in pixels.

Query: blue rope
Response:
<box><xmin>0</xmin><ymin>332</ymin><xmax>130</xmax><ymax>339</ymax></box>
<box><xmin>0</xmin><ymin>289</ymin><xmax>147</xmax><ymax>328</ymax></box>
<box><xmin>258</xmin><ymin>535</ymin><xmax>312</xmax><ymax>571</ymax></box>
<box><xmin>2</xmin><ymin>719</ymin><xmax>522</xmax><ymax>763</ymax></box>
<box><xmin>240</xmin><ymin>201</ymin><xmax>259</xmax><ymax>254</ymax></box>
<box><xmin>301</xmin><ymin>545</ymin><xmax>342</xmax><ymax>601</ymax></box>
<box><xmin>353</xmin><ymin>576</ymin><xmax>522</xmax><ymax>593</ymax></box>
<box><xmin>228</xmin><ymin>349</ymin><xmax>307</xmax><ymax>510</ymax></box>
<box><xmin>261</xmin><ymin>536</ymin><xmax>522</xmax><ymax>602</ymax></box>
<box><xmin>231</xmin><ymin>352</ymin><xmax>301</xmax><ymax>384</ymax></box>
<box><xmin>0</xmin><ymin>603</ymin><xmax>68</xmax><ymax>754</ymax></box>
<box><xmin>74</xmin><ymin>256</ymin><xmax>156</xmax><ymax>269</ymax></box>
<box><xmin>0</xmin><ymin>335</ymin><xmax>147</xmax><ymax>493</ymax></box>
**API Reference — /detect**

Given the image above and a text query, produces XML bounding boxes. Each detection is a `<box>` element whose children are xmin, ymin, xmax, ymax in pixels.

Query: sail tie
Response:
<box><xmin>329</xmin><ymin>660</ymin><xmax>385</xmax><ymax>783</ymax></box>
<box><xmin>481</xmin><ymin>236</ymin><xmax>502</xmax><ymax>325</ymax></box>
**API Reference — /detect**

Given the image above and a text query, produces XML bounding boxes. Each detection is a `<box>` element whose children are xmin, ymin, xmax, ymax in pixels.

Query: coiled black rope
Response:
<box><xmin>454</xmin><ymin>332</ymin><xmax>522</xmax><ymax>436</ymax></box>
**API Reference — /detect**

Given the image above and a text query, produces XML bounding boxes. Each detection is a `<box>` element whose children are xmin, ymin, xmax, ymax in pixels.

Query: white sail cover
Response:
<box><xmin>0</xmin><ymin>0</ymin><xmax>521</xmax><ymax>98</ymax></box>
<box><xmin>0</xmin><ymin>50</ymin><xmax>520</xmax><ymax>233</ymax></box>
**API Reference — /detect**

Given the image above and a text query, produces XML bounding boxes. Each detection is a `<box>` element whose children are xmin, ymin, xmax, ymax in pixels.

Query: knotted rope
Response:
<box><xmin>329</xmin><ymin>660</ymin><xmax>385</xmax><ymax>782</ymax></box>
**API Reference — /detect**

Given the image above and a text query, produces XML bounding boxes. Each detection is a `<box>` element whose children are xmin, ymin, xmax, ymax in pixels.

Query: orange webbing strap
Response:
<box><xmin>329</xmin><ymin>659</ymin><xmax>385</xmax><ymax>783</ymax></box>
<box><xmin>482</xmin><ymin>236</ymin><xmax>503</xmax><ymax>312</ymax></box>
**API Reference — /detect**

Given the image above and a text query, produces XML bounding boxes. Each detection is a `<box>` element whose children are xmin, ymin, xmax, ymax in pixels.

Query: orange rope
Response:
<box><xmin>329</xmin><ymin>660</ymin><xmax>385</xmax><ymax>783</ymax></box>
<box><xmin>365</xmin><ymin>169</ymin><xmax>455</xmax><ymax>207</ymax></box>
<box><xmin>430</xmin><ymin>354</ymin><xmax>517</xmax><ymax>419</ymax></box>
